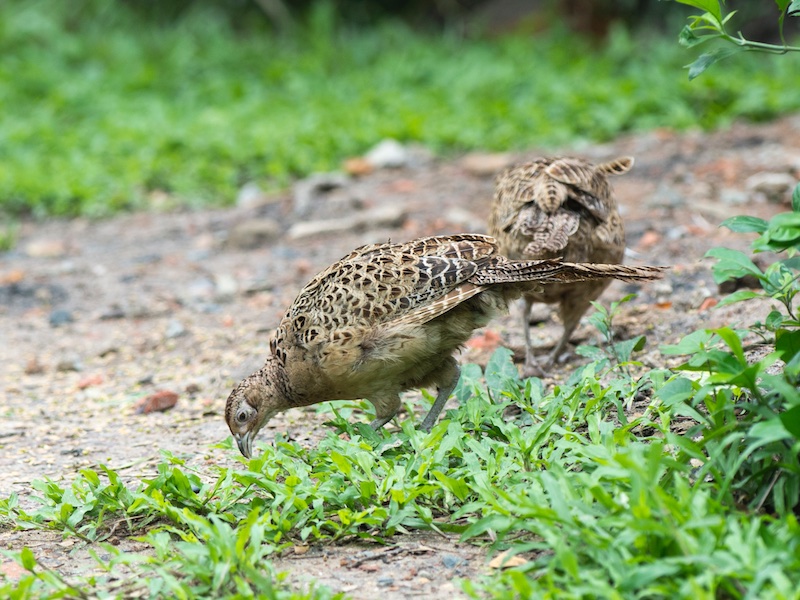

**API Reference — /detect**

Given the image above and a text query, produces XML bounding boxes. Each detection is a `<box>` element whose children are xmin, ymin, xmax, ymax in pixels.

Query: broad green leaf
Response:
<box><xmin>20</xmin><ymin>547</ymin><xmax>36</xmax><ymax>571</ymax></box>
<box><xmin>613</xmin><ymin>335</ymin><xmax>646</xmax><ymax>363</ymax></box>
<box><xmin>485</xmin><ymin>346</ymin><xmax>520</xmax><ymax>390</ymax></box>
<box><xmin>776</xmin><ymin>0</ymin><xmax>791</xmax><ymax>12</ymax></box>
<box><xmin>721</xmin><ymin>9</ymin><xmax>739</xmax><ymax>25</ymax></box>
<box><xmin>716</xmin><ymin>289</ymin><xmax>761</xmax><ymax>307</ymax></box>
<box><xmin>328</xmin><ymin>452</ymin><xmax>351</xmax><ymax>476</ymax></box>
<box><xmin>763</xmin><ymin>212</ymin><xmax>800</xmax><ymax>242</ymax></box>
<box><xmin>715</xmin><ymin>326</ymin><xmax>746</xmax><ymax>360</ymax></box>
<box><xmin>676</xmin><ymin>0</ymin><xmax>722</xmax><ymax>21</ymax></box>
<box><xmin>687</xmin><ymin>52</ymin><xmax>719</xmax><ymax>79</ymax></box>
<box><xmin>460</xmin><ymin>514</ymin><xmax>515</xmax><ymax>541</ymax></box>
<box><xmin>656</xmin><ymin>376</ymin><xmax>696</xmax><ymax>406</ymax></box>
<box><xmin>779</xmin><ymin>405</ymin><xmax>800</xmax><ymax>439</ymax></box>
<box><xmin>776</xmin><ymin>329</ymin><xmax>800</xmax><ymax>363</ymax></box>
<box><xmin>687</xmin><ymin>47</ymin><xmax>742</xmax><ymax>79</ymax></box>
<box><xmin>720</xmin><ymin>215</ymin><xmax>768</xmax><ymax>234</ymax></box>
<box><xmin>432</xmin><ymin>471</ymin><xmax>470</xmax><ymax>501</ymax></box>
<box><xmin>747</xmin><ymin>417</ymin><xmax>794</xmax><ymax>446</ymax></box>
<box><xmin>453</xmin><ymin>362</ymin><xmax>482</xmax><ymax>403</ymax></box>
<box><xmin>706</xmin><ymin>247</ymin><xmax>763</xmax><ymax>283</ymax></box>
<box><xmin>575</xmin><ymin>344</ymin><xmax>606</xmax><ymax>360</ymax></box>
<box><xmin>679</xmin><ymin>24</ymin><xmax>708</xmax><ymax>48</ymax></box>
<box><xmin>793</xmin><ymin>182</ymin><xmax>800</xmax><ymax>212</ymax></box>
<box><xmin>661</xmin><ymin>329</ymin><xmax>715</xmax><ymax>355</ymax></box>
<box><xmin>766</xmin><ymin>310</ymin><xmax>785</xmax><ymax>331</ymax></box>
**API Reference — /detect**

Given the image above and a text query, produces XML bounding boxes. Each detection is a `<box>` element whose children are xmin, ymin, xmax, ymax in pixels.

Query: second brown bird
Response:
<box><xmin>489</xmin><ymin>156</ymin><xmax>635</xmax><ymax>374</ymax></box>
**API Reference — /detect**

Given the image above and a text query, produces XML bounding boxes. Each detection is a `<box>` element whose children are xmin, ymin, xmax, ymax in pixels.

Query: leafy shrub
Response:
<box><xmin>670</xmin><ymin>0</ymin><xmax>800</xmax><ymax>78</ymax></box>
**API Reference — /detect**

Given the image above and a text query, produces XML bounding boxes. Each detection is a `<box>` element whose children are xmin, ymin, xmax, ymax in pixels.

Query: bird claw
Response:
<box><xmin>522</xmin><ymin>357</ymin><xmax>546</xmax><ymax>379</ymax></box>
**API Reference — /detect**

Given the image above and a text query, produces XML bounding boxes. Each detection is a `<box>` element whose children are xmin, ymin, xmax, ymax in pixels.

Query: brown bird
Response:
<box><xmin>226</xmin><ymin>234</ymin><xmax>662</xmax><ymax>457</ymax></box>
<box><xmin>488</xmin><ymin>156</ymin><xmax>634</xmax><ymax>374</ymax></box>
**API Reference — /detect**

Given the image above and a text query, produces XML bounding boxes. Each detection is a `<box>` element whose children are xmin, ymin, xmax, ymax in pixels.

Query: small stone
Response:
<box><xmin>636</xmin><ymin>230</ymin><xmax>662</xmax><ymax>249</ymax></box>
<box><xmin>664</xmin><ymin>225</ymin><xmax>687</xmax><ymax>241</ymax></box>
<box><xmin>24</xmin><ymin>357</ymin><xmax>46</xmax><ymax>375</ymax></box>
<box><xmin>651</xmin><ymin>280</ymin><xmax>674</xmax><ymax>305</ymax></box>
<box><xmin>364</xmin><ymin>139</ymin><xmax>409</xmax><ymax>169</ymax></box>
<box><xmin>679</xmin><ymin>285</ymin><xmax>713</xmax><ymax>308</ymax></box>
<box><xmin>236</xmin><ymin>182</ymin><xmax>267</xmax><ymax>209</ymax></box>
<box><xmin>376</xmin><ymin>578</ymin><xmax>394</xmax><ymax>587</ymax></box>
<box><xmin>719</xmin><ymin>188</ymin><xmax>749</xmax><ymax>205</ymax></box>
<box><xmin>132</xmin><ymin>253</ymin><xmax>161</xmax><ymax>265</ymax></box>
<box><xmin>187</xmin><ymin>277</ymin><xmax>215</xmax><ymax>300</ymax></box>
<box><xmin>698</xmin><ymin>297</ymin><xmax>718</xmax><ymax>311</ymax></box>
<box><xmin>49</xmin><ymin>309</ymin><xmax>73</xmax><ymax>327</ymax></box>
<box><xmin>185</xmin><ymin>382</ymin><xmax>202</xmax><ymax>394</ymax></box>
<box><xmin>342</xmin><ymin>157</ymin><xmax>374</xmax><ymax>176</ymax></box>
<box><xmin>441</xmin><ymin>554</ymin><xmax>465</xmax><ymax>569</ymax></box>
<box><xmin>488</xmin><ymin>550</ymin><xmax>527</xmax><ymax>569</ymax></box>
<box><xmin>0</xmin><ymin>269</ymin><xmax>24</xmax><ymax>284</ymax></box>
<box><xmin>226</xmin><ymin>219</ymin><xmax>282</xmax><ymax>250</ymax></box>
<box><xmin>293</xmin><ymin>172</ymin><xmax>351</xmax><ymax>216</ymax></box>
<box><xmin>287</xmin><ymin>205</ymin><xmax>407</xmax><ymax>240</ymax></box>
<box><xmin>165</xmin><ymin>319</ymin><xmax>187</xmax><ymax>339</ymax></box>
<box><xmin>460</xmin><ymin>152</ymin><xmax>515</xmax><ymax>176</ymax></box>
<box><xmin>56</xmin><ymin>357</ymin><xmax>83</xmax><ymax>372</ymax></box>
<box><xmin>746</xmin><ymin>172</ymin><xmax>796</xmax><ymax>203</ymax></box>
<box><xmin>25</xmin><ymin>239</ymin><xmax>67</xmax><ymax>258</ymax></box>
<box><xmin>99</xmin><ymin>305</ymin><xmax>126</xmax><ymax>320</ymax></box>
<box><xmin>647</xmin><ymin>184</ymin><xmax>684</xmax><ymax>209</ymax></box>
<box><xmin>77</xmin><ymin>374</ymin><xmax>103</xmax><ymax>389</ymax></box>
<box><xmin>135</xmin><ymin>390</ymin><xmax>179</xmax><ymax>414</ymax></box>
<box><xmin>214</xmin><ymin>274</ymin><xmax>238</xmax><ymax>301</ymax></box>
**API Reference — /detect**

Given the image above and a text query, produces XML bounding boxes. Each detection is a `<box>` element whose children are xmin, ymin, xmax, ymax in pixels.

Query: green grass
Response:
<box><xmin>1</xmin><ymin>1</ymin><xmax>798</xmax><ymax>216</ymax></box>
<box><xmin>3</xmin><ymin>338</ymin><xmax>800</xmax><ymax>598</ymax></box>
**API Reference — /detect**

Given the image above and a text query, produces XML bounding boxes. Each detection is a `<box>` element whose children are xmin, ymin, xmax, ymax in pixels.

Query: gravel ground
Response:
<box><xmin>2</xmin><ymin>114</ymin><xmax>799</xmax><ymax>597</ymax></box>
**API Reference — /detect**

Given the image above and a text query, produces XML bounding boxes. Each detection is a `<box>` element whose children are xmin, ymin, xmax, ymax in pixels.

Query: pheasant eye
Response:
<box><xmin>236</xmin><ymin>408</ymin><xmax>250</xmax><ymax>423</ymax></box>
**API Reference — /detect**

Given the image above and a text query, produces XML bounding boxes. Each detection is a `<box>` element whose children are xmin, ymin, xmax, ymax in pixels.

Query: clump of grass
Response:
<box><xmin>2</xmin><ymin>1</ymin><xmax>799</xmax><ymax>216</ymax></box>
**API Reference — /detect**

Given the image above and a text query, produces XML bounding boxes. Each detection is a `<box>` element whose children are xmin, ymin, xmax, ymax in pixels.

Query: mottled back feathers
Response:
<box><xmin>489</xmin><ymin>156</ymin><xmax>632</xmax><ymax>263</ymax></box>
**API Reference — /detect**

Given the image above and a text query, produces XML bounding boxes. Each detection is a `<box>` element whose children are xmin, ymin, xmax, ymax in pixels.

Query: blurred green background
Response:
<box><xmin>0</xmin><ymin>0</ymin><xmax>797</xmax><ymax>217</ymax></box>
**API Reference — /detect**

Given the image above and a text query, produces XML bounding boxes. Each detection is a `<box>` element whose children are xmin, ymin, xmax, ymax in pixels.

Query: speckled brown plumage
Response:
<box><xmin>225</xmin><ymin>233</ymin><xmax>663</xmax><ymax>457</ymax></box>
<box><xmin>488</xmin><ymin>156</ymin><xmax>633</xmax><ymax>373</ymax></box>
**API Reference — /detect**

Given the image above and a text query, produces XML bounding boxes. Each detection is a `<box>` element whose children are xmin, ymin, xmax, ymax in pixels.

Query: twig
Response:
<box><xmin>754</xmin><ymin>468</ymin><xmax>781</xmax><ymax>512</ymax></box>
<box><xmin>342</xmin><ymin>546</ymin><xmax>404</xmax><ymax>568</ymax></box>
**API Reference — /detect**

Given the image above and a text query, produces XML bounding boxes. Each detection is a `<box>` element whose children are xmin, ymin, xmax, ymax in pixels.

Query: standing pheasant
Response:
<box><xmin>489</xmin><ymin>156</ymin><xmax>634</xmax><ymax>374</ymax></box>
<box><xmin>225</xmin><ymin>234</ymin><xmax>662</xmax><ymax>457</ymax></box>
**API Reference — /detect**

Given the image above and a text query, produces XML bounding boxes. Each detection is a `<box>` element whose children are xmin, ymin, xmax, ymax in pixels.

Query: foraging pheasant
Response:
<box><xmin>226</xmin><ymin>234</ymin><xmax>662</xmax><ymax>457</ymax></box>
<box><xmin>489</xmin><ymin>156</ymin><xmax>633</xmax><ymax>374</ymax></box>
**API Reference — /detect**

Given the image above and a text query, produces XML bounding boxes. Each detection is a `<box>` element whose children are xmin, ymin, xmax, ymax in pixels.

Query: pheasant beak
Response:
<box><xmin>234</xmin><ymin>432</ymin><xmax>253</xmax><ymax>458</ymax></box>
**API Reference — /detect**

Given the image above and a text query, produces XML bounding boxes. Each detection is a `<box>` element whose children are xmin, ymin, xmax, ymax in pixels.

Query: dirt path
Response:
<box><xmin>2</xmin><ymin>115</ymin><xmax>799</xmax><ymax>597</ymax></box>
